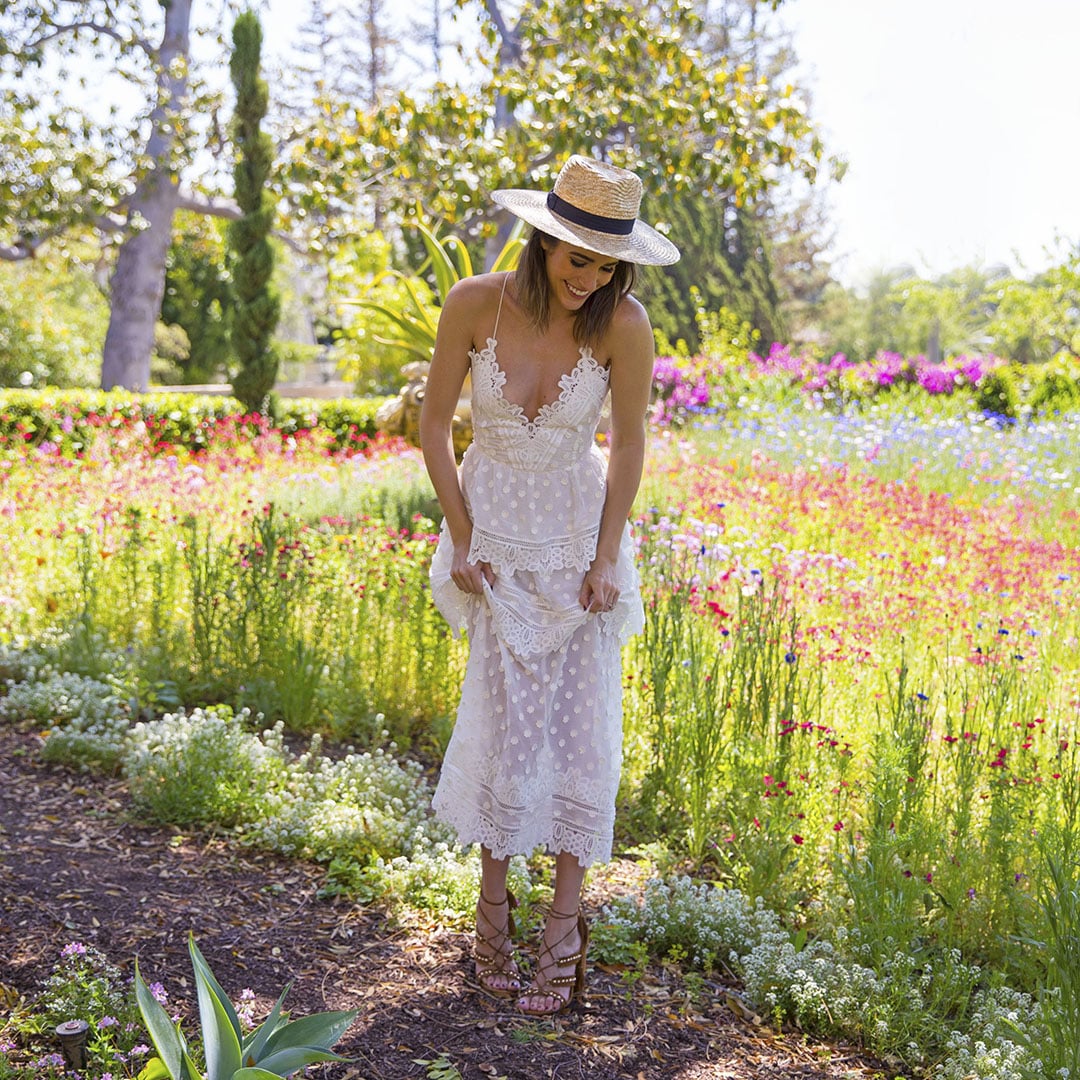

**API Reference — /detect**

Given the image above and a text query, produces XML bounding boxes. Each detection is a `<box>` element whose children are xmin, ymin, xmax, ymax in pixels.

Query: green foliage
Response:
<box><xmin>1005</xmin><ymin>833</ymin><xmax>1080</xmax><ymax>1080</ymax></box>
<box><xmin>365</xmin><ymin>0</ymin><xmax>819</xmax><ymax>231</ymax></box>
<box><xmin>345</xmin><ymin>217</ymin><xmax>525</xmax><ymax>367</ymax></box>
<box><xmin>124</xmin><ymin>708</ymin><xmax>287</xmax><ymax>827</ymax></box>
<box><xmin>275</xmin><ymin>396</ymin><xmax>387</xmax><ymax>449</ymax></box>
<box><xmin>135</xmin><ymin>935</ymin><xmax>357</xmax><ymax>1080</ymax></box>
<box><xmin>325</xmin><ymin>232</ymin><xmax>407</xmax><ymax>394</ymax></box>
<box><xmin>151</xmin><ymin>321</ymin><xmax>192</xmax><ymax>385</ymax></box>
<box><xmin>810</xmin><ymin>249</ymin><xmax>1080</xmax><ymax>366</ymax></box>
<box><xmin>0</xmin><ymin>388</ymin><xmax>386</xmax><ymax>455</ymax></box>
<box><xmin>412</xmin><ymin>1056</ymin><xmax>463</xmax><ymax>1080</ymax></box>
<box><xmin>0</xmin><ymin>258</ymin><xmax>109</xmax><ymax>387</ymax></box>
<box><xmin>228</xmin><ymin>11</ymin><xmax>280</xmax><ymax>414</ymax></box>
<box><xmin>1029</xmin><ymin>351</ymin><xmax>1080</xmax><ymax>414</ymax></box>
<box><xmin>0</xmin><ymin>941</ymin><xmax>148</xmax><ymax>1078</ymax></box>
<box><xmin>595</xmin><ymin>878</ymin><xmax>782</xmax><ymax>971</ymax></box>
<box><xmin>0</xmin><ymin>89</ymin><xmax>133</xmax><ymax>258</ymax></box>
<box><xmin>639</xmin><ymin>194</ymin><xmax>786</xmax><ymax>353</ymax></box>
<box><xmin>0</xmin><ymin>670</ymin><xmax>130</xmax><ymax>769</ymax></box>
<box><xmin>162</xmin><ymin>214</ymin><xmax>233</xmax><ymax>384</ymax></box>
<box><xmin>974</xmin><ymin>364</ymin><xmax>1020</xmax><ymax>419</ymax></box>
<box><xmin>986</xmin><ymin>259</ymin><xmax>1080</xmax><ymax>365</ymax></box>
<box><xmin>814</xmin><ymin>267</ymin><xmax>995</xmax><ymax>363</ymax></box>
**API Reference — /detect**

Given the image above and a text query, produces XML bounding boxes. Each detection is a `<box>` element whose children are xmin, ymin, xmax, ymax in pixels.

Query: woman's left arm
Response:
<box><xmin>579</xmin><ymin>298</ymin><xmax>654</xmax><ymax>612</ymax></box>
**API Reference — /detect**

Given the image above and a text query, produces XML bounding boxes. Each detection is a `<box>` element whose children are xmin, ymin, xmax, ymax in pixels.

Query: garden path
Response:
<box><xmin>0</xmin><ymin>728</ymin><xmax>894</xmax><ymax>1080</ymax></box>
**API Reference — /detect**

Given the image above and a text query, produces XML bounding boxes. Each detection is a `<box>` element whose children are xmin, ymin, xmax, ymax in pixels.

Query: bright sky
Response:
<box><xmin>777</xmin><ymin>0</ymin><xmax>1080</xmax><ymax>286</ymax></box>
<box><xmin>256</xmin><ymin>0</ymin><xmax>1080</xmax><ymax>289</ymax></box>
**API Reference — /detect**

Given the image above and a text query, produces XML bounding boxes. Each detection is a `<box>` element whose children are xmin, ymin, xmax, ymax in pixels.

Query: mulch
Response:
<box><xmin>0</xmin><ymin>726</ymin><xmax>898</xmax><ymax>1080</ymax></box>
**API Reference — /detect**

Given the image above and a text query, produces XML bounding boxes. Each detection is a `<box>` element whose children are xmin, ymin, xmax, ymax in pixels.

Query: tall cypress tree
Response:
<box><xmin>228</xmin><ymin>10</ymin><xmax>280</xmax><ymax>413</ymax></box>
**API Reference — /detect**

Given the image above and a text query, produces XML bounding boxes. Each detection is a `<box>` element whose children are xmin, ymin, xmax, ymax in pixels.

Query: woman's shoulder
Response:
<box><xmin>606</xmin><ymin>293</ymin><xmax>653</xmax><ymax>352</ymax></box>
<box><xmin>444</xmin><ymin>271</ymin><xmax>512</xmax><ymax>316</ymax></box>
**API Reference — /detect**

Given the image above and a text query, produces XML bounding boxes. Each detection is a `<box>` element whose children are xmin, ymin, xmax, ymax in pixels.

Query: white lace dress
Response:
<box><xmin>429</xmin><ymin>323</ymin><xmax>644</xmax><ymax>867</ymax></box>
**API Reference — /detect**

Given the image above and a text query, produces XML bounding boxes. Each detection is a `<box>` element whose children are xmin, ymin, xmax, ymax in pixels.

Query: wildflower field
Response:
<box><xmin>2</xmin><ymin>384</ymin><xmax>1080</xmax><ymax>1079</ymax></box>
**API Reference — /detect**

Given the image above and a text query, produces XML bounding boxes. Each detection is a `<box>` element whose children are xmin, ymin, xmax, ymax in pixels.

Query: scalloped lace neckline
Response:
<box><xmin>472</xmin><ymin>337</ymin><xmax>608</xmax><ymax>428</ymax></box>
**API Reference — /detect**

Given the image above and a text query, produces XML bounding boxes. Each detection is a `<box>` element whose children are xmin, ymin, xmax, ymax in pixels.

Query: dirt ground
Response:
<box><xmin>0</xmin><ymin>726</ymin><xmax>897</xmax><ymax>1080</ymax></box>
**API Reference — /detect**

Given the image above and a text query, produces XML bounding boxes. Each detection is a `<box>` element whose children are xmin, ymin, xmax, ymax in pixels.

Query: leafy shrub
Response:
<box><xmin>1028</xmin><ymin>353</ymin><xmax>1080</xmax><ymax>415</ymax></box>
<box><xmin>35</xmin><ymin>942</ymin><xmax>133</xmax><ymax>1034</ymax></box>
<box><xmin>975</xmin><ymin>365</ymin><xmax>1021</xmax><ymax>420</ymax></box>
<box><xmin>124</xmin><ymin>707</ymin><xmax>286</xmax><ymax>826</ymax></box>
<box><xmin>0</xmin><ymin>642</ymin><xmax>50</xmax><ymax>684</ymax></box>
<box><xmin>134</xmin><ymin>935</ymin><xmax>357</xmax><ymax>1080</ymax></box>
<box><xmin>0</xmin><ymin>388</ymin><xmax>389</xmax><ymax>456</ymax></box>
<box><xmin>276</xmin><ymin>396</ymin><xmax>389</xmax><ymax>451</ymax></box>
<box><xmin>249</xmin><ymin>733</ymin><xmax>452</xmax><ymax>863</ymax></box>
<box><xmin>741</xmin><ymin>933</ymin><xmax>883</xmax><ymax>1036</ymax></box>
<box><xmin>0</xmin><ymin>941</ymin><xmax>151</xmax><ymax>1078</ymax></box>
<box><xmin>0</xmin><ymin>260</ymin><xmax>108</xmax><ymax>388</ymax></box>
<box><xmin>594</xmin><ymin>877</ymin><xmax>782</xmax><ymax>969</ymax></box>
<box><xmin>321</xmin><ymin>844</ymin><xmax>532</xmax><ymax>919</ymax></box>
<box><xmin>0</xmin><ymin>671</ymin><xmax>129</xmax><ymax>768</ymax></box>
<box><xmin>933</xmin><ymin>984</ymin><xmax>1043</xmax><ymax>1080</ymax></box>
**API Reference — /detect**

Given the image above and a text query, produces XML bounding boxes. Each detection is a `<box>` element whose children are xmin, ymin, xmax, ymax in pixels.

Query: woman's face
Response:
<box><xmin>542</xmin><ymin>239</ymin><xmax>618</xmax><ymax>313</ymax></box>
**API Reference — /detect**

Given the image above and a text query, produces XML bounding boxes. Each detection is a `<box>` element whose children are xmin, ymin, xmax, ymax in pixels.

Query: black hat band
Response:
<box><xmin>546</xmin><ymin>191</ymin><xmax>636</xmax><ymax>236</ymax></box>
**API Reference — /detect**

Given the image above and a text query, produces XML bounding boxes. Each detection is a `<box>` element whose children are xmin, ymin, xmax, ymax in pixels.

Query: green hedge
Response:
<box><xmin>0</xmin><ymin>388</ymin><xmax>391</xmax><ymax>455</ymax></box>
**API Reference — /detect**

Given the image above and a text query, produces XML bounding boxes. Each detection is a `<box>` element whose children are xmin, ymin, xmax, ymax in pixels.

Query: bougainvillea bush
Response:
<box><xmin>651</xmin><ymin>345</ymin><xmax>1080</xmax><ymax>423</ymax></box>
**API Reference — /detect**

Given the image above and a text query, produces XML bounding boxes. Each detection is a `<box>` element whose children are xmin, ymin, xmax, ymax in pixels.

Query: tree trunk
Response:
<box><xmin>100</xmin><ymin>0</ymin><xmax>193</xmax><ymax>391</ymax></box>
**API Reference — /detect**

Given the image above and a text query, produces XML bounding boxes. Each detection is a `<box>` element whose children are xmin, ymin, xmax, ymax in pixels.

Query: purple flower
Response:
<box><xmin>917</xmin><ymin>366</ymin><xmax>956</xmax><ymax>395</ymax></box>
<box><xmin>148</xmin><ymin>981</ymin><xmax>168</xmax><ymax>1005</ymax></box>
<box><xmin>61</xmin><ymin>942</ymin><xmax>87</xmax><ymax>958</ymax></box>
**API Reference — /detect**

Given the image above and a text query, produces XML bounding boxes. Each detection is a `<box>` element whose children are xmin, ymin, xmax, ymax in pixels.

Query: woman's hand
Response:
<box><xmin>451</xmin><ymin>540</ymin><xmax>495</xmax><ymax>594</ymax></box>
<box><xmin>579</xmin><ymin>555</ymin><xmax>620</xmax><ymax>613</ymax></box>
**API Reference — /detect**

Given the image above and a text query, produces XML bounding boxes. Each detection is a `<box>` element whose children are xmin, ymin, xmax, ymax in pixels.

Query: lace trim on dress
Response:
<box><xmin>485</xmin><ymin>592</ymin><xmax>585</xmax><ymax>660</ymax></box>
<box><xmin>469</xmin><ymin>526</ymin><xmax>599</xmax><ymax>575</ymax></box>
<box><xmin>470</xmin><ymin>340</ymin><xmax>608</xmax><ymax>432</ymax></box>
<box><xmin>432</xmin><ymin>761</ymin><xmax>616</xmax><ymax>866</ymax></box>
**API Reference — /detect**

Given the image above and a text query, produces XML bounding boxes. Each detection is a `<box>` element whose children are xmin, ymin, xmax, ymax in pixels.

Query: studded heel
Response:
<box><xmin>516</xmin><ymin>908</ymin><xmax>589</xmax><ymax>1016</ymax></box>
<box><xmin>474</xmin><ymin>889</ymin><xmax>521</xmax><ymax>999</ymax></box>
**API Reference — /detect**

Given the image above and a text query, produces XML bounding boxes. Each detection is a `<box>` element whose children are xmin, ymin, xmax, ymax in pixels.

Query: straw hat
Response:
<box><xmin>492</xmin><ymin>155</ymin><xmax>680</xmax><ymax>266</ymax></box>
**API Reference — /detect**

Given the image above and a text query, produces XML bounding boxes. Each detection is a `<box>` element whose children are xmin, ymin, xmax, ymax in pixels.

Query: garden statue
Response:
<box><xmin>375</xmin><ymin>361</ymin><xmax>473</xmax><ymax>456</ymax></box>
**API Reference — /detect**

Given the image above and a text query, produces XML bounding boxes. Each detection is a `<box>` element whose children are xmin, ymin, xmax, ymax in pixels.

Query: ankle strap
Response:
<box><xmin>480</xmin><ymin>889</ymin><xmax>509</xmax><ymax>906</ymax></box>
<box><xmin>549</xmin><ymin>908</ymin><xmax>579</xmax><ymax>920</ymax></box>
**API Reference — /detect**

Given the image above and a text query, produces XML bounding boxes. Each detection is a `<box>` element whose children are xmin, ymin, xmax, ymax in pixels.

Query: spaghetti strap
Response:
<box><xmin>491</xmin><ymin>273</ymin><xmax>511</xmax><ymax>340</ymax></box>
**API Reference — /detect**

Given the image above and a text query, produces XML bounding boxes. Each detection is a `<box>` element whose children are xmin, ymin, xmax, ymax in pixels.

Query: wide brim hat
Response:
<box><xmin>492</xmin><ymin>155</ymin><xmax>680</xmax><ymax>266</ymax></box>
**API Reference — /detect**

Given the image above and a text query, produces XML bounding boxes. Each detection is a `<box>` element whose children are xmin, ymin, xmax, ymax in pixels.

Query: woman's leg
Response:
<box><xmin>517</xmin><ymin>851</ymin><xmax>588</xmax><ymax>1013</ymax></box>
<box><xmin>475</xmin><ymin>846</ymin><xmax>520</xmax><ymax>995</ymax></box>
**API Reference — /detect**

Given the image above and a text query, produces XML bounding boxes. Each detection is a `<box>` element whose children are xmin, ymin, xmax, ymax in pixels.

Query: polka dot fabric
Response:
<box><xmin>430</xmin><ymin>337</ymin><xmax>644</xmax><ymax>867</ymax></box>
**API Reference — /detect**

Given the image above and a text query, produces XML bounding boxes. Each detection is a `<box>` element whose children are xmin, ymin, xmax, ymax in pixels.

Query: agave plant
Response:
<box><xmin>346</xmin><ymin>217</ymin><xmax>526</xmax><ymax>362</ymax></box>
<box><xmin>135</xmin><ymin>935</ymin><xmax>357</xmax><ymax>1080</ymax></box>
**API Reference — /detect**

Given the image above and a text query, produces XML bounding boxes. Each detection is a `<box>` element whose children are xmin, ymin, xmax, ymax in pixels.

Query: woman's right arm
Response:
<box><xmin>419</xmin><ymin>278</ymin><xmax>494</xmax><ymax>593</ymax></box>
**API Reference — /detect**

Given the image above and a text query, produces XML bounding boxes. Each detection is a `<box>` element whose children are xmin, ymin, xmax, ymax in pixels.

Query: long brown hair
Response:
<box><xmin>514</xmin><ymin>229</ymin><xmax>637</xmax><ymax>347</ymax></box>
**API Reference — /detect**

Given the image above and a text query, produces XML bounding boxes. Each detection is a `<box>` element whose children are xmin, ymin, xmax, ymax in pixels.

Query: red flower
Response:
<box><xmin>792</xmin><ymin>834</ymin><xmax>804</xmax><ymax>845</ymax></box>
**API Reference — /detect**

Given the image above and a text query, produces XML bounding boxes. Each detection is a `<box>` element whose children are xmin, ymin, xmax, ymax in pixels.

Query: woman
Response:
<box><xmin>420</xmin><ymin>155</ymin><xmax>679</xmax><ymax>1016</ymax></box>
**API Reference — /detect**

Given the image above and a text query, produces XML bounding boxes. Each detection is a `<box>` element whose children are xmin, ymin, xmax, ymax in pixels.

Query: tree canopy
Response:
<box><xmin>364</xmin><ymin>0</ymin><xmax>821</xmax><ymax>237</ymax></box>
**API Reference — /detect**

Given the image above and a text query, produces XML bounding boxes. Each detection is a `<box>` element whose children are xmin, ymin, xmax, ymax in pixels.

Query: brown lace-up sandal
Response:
<box><xmin>516</xmin><ymin>908</ymin><xmax>589</xmax><ymax>1017</ymax></box>
<box><xmin>473</xmin><ymin>889</ymin><xmax>521</xmax><ymax>998</ymax></box>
